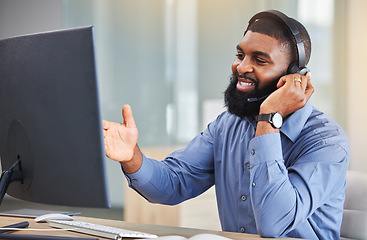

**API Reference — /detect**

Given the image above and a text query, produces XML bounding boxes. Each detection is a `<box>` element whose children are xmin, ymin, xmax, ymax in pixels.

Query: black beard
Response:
<box><xmin>224</xmin><ymin>72</ymin><xmax>285</xmax><ymax>118</ymax></box>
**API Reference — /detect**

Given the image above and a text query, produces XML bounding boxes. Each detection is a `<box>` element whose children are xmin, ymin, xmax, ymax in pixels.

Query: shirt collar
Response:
<box><xmin>280</xmin><ymin>101</ymin><xmax>313</xmax><ymax>142</ymax></box>
<box><xmin>243</xmin><ymin>101</ymin><xmax>313</xmax><ymax>142</ymax></box>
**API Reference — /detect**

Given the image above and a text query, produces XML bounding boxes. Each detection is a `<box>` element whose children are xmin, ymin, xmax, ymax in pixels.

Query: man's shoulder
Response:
<box><xmin>307</xmin><ymin>106</ymin><xmax>344</xmax><ymax>132</ymax></box>
<box><xmin>304</xmin><ymin>106</ymin><xmax>349</xmax><ymax>149</ymax></box>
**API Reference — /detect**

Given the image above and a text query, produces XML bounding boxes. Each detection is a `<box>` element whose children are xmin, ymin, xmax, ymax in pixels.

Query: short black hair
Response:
<box><xmin>245</xmin><ymin>17</ymin><xmax>311</xmax><ymax>65</ymax></box>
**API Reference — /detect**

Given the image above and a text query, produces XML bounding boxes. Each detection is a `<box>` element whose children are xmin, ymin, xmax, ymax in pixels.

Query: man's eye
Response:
<box><xmin>256</xmin><ymin>58</ymin><xmax>267</xmax><ymax>64</ymax></box>
<box><xmin>236</xmin><ymin>53</ymin><xmax>244</xmax><ymax>59</ymax></box>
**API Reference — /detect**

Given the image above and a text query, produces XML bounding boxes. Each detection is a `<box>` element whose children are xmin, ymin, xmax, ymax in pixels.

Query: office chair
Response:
<box><xmin>340</xmin><ymin>170</ymin><xmax>367</xmax><ymax>240</ymax></box>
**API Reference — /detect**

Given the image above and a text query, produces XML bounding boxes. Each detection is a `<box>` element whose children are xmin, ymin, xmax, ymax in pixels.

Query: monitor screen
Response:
<box><xmin>0</xmin><ymin>26</ymin><xmax>110</xmax><ymax>208</ymax></box>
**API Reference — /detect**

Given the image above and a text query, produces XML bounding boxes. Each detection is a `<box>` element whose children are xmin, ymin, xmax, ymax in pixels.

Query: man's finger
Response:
<box><xmin>276</xmin><ymin>75</ymin><xmax>288</xmax><ymax>88</ymax></box>
<box><xmin>122</xmin><ymin>104</ymin><xmax>136</xmax><ymax>128</ymax></box>
<box><xmin>301</xmin><ymin>74</ymin><xmax>307</xmax><ymax>90</ymax></box>
<box><xmin>304</xmin><ymin>72</ymin><xmax>314</xmax><ymax>99</ymax></box>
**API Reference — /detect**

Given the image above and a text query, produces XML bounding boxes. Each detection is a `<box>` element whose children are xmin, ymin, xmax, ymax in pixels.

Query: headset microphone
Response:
<box><xmin>247</xmin><ymin>94</ymin><xmax>270</xmax><ymax>103</ymax></box>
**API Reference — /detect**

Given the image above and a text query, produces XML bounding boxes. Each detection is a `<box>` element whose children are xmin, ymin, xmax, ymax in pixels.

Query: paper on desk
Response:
<box><xmin>137</xmin><ymin>233</ymin><xmax>233</xmax><ymax>240</ymax></box>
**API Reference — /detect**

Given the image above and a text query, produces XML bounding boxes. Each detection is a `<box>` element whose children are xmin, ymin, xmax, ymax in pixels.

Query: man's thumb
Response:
<box><xmin>122</xmin><ymin>104</ymin><xmax>136</xmax><ymax>128</ymax></box>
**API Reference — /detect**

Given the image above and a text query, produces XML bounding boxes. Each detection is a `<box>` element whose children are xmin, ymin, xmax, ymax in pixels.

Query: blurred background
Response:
<box><xmin>0</xmin><ymin>0</ymin><xmax>366</xmax><ymax>230</ymax></box>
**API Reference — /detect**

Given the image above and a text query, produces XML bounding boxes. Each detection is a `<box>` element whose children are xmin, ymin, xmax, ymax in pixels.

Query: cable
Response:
<box><xmin>0</xmin><ymin>228</ymin><xmax>74</xmax><ymax>232</ymax></box>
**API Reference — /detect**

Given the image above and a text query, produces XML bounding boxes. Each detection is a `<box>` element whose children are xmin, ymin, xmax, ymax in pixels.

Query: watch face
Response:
<box><xmin>272</xmin><ymin>112</ymin><xmax>283</xmax><ymax>128</ymax></box>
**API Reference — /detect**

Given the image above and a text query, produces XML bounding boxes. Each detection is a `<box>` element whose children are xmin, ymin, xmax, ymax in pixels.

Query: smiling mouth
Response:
<box><xmin>239</xmin><ymin>81</ymin><xmax>255</xmax><ymax>87</ymax></box>
<box><xmin>236</xmin><ymin>78</ymin><xmax>256</xmax><ymax>93</ymax></box>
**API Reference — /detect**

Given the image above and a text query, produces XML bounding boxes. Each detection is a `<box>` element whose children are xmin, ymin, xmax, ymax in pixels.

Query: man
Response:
<box><xmin>103</xmin><ymin>10</ymin><xmax>349</xmax><ymax>239</ymax></box>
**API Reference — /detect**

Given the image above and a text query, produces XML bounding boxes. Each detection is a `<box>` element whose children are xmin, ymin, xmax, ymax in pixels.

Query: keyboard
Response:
<box><xmin>48</xmin><ymin>220</ymin><xmax>158</xmax><ymax>239</ymax></box>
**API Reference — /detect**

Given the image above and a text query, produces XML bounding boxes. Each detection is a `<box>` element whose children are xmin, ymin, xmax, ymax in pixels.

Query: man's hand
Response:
<box><xmin>103</xmin><ymin>104</ymin><xmax>138</xmax><ymax>162</ymax></box>
<box><xmin>255</xmin><ymin>72</ymin><xmax>313</xmax><ymax>137</ymax></box>
<box><xmin>260</xmin><ymin>72</ymin><xmax>313</xmax><ymax>118</ymax></box>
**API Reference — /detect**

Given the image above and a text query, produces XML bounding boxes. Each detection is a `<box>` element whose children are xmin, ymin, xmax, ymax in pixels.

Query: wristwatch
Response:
<box><xmin>256</xmin><ymin>112</ymin><xmax>283</xmax><ymax>129</ymax></box>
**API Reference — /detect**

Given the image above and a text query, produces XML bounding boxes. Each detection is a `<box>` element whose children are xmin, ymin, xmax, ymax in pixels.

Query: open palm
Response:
<box><xmin>103</xmin><ymin>105</ymin><xmax>138</xmax><ymax>162</ymax></box>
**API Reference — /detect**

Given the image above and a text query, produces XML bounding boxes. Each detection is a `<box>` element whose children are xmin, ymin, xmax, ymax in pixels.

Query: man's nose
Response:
<box><xmin>237</xmin><ymin>57</ymin><xmax>254</xmax><ymax>74</ymax></box>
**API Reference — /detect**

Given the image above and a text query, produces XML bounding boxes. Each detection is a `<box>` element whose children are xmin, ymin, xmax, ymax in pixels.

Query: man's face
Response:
<box><xmin>224</xmin><ymin>31</ymin><xmax>290</xmax><ymax>117</ymax></box>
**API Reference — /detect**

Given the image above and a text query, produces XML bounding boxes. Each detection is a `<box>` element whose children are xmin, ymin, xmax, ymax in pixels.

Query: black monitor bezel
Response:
<box><xmin>0</xmin><ymin>26</ymin><xmax>110</xmax><ymax>208</ymax></box>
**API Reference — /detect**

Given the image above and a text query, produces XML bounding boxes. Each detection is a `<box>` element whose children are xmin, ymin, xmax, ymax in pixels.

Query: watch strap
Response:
<box><xmin>256</xmin><ymin>113</ymin><xmax>273</xmax><ymax>123</ymax></box>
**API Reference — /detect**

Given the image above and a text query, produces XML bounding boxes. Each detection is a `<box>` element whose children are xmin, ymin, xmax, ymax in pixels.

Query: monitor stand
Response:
<box><xmin>0</xmin><ymin>160</ymin><xmax>23</xmax><ymax>205</ymax></box>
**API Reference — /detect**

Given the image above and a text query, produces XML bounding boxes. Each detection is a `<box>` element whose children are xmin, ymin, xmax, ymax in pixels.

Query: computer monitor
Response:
<box><xmin>0</xmin><ymin>26</ymin><xmax>110</xmax><ymax>208</ymax></box>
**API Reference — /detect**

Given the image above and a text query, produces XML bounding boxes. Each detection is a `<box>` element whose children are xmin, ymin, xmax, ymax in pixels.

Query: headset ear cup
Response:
<box><xmin>287</xmin><ymin>62</ymin><xmax>299</xmax><ymax>74</ymax></box>
<box><xmin>287</xmin><ymin>63</ymin><xmax>310</xmax><ymax>75</ymax></box>
<box><xmin>297</xmin><ymin>67</ymin><xmax>310</xmax><ymax>76</ymax></box>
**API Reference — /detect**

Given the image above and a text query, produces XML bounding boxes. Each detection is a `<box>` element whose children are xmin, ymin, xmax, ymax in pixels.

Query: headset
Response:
<box><xmin>246</xmin><ymin>10</ymin><xmax>310</xmax><ymax>102</ymax></box>
<box><xmin>247</xmin><ymin>10</ymin><xmax>309</xmax><ymax>75</ymax></box>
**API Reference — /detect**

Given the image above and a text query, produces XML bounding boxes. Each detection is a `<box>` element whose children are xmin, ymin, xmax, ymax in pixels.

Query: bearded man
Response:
<box><xmin>103</xmin><ymin>10</ymin><xmax>349</xmax><ymax>239</ymax></box>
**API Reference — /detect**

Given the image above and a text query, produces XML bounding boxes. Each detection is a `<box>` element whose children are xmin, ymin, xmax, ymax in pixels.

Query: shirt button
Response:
<box><xmin>241</xmin><ymin>195</ymin><xmax>247</xmax><ymax>201</ymax></box>
<box><xmin>250</xmin><ymin>149</ymin><xmax>255</xmax><ymax>155</ymax></box>
<box><xmin>246</xmin><ymin>163</ymin><xmax>250</xmax><ymax>169</ymax></box>
<box><xmin>252</xmin><ymin>182</ymin><xmax>256</xmax><ymax>187</ymax></box>
<box><xmin>240</xmin><ymin>227</ymin><xmax>245</xmax><ymax>233</ymax></box>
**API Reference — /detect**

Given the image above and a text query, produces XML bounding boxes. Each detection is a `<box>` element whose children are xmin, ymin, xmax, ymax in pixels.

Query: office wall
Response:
<box><xmin>346</xmin><ymin>0</ymin><xmax>367</xmax><ymax>172</ymax></box>
<box><xmin>0</xmin><ymin>0</ymin><xmax>62</xmax><ymax>39</ymax></box>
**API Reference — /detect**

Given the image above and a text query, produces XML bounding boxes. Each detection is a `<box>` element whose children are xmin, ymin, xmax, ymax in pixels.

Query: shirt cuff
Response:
<box><xmin>124</xmin><ymin>154</ymin><xmax>154</xmax><ymax>188</ymax></box>
<box><xmin>249</xmin><ymin>133</ymin><xmax>283</xmax><ymax>166</ymax></box>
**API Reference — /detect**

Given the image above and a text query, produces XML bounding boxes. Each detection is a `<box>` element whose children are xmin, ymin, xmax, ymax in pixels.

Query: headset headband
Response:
<box><xmin>247</xmin><ymin>10</ymin><xmax>307</xmax><ymax>70</ymax></box>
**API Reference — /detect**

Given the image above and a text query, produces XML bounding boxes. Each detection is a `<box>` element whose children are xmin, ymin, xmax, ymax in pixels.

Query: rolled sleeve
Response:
<box><xmin>249</xmin><ymin>133</ymin><xmax>283</xmax><ymax>166</ymax></box>
<box><xmin>125</xmin><ymin>154</ymin><xmax>154</xmax><ymax>188</ymax></box>
<box><xmin>123</xmin><ymin>154</ymin><xmax>174</xmax><ymax>204</ymax></box>
<box><xmin>248</xmin><ymin>133</ymin><xmax>294</xmax><ymax>237</ymax></box>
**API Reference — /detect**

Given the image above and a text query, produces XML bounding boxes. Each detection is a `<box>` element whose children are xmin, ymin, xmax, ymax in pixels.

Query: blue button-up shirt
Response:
<box><xmin>126</xmin><ymin>102</ymin><xmax>350</xmax><ymax>239</ymax></box>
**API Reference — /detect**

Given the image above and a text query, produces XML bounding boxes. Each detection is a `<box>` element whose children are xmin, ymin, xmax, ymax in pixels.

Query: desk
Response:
<box><xmin>0</xmin><ymin>216</ymin><xmax>294</xmax><ymax>239</ymax></box>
